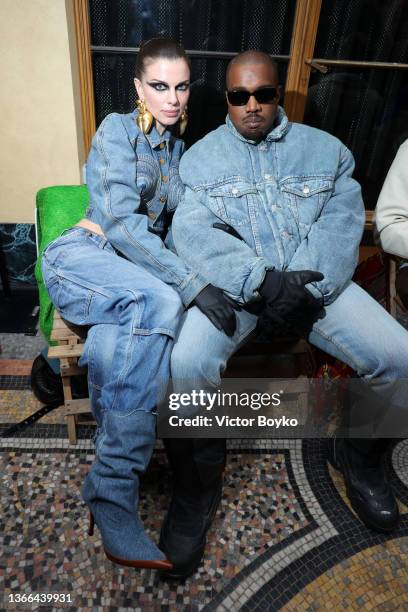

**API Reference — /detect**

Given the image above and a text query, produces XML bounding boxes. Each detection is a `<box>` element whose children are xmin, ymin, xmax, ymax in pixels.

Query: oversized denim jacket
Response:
<box><xmin>172</xmin><ymin>107</ymin><xmax>365</xmax><ymax>305</ymax></box>
<box><xmin>85</xmin><ymin>110</ymin><xmax>206</xmax><ymax>305</ymax></box>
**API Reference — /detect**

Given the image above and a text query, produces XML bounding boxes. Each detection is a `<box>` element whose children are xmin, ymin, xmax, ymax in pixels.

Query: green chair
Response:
<box><xmin>35</xmin><ymin>185</ymin><xmax>92</xmax><ymax>443</ymax></box>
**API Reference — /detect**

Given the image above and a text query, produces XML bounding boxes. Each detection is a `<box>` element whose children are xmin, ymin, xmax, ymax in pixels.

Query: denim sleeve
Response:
<box><xmin>172</xmin><ymin>187</ymin><xmax>269</xmax><ymax>304</ymax></box>
<box><xmin>86</xmin><ymin>114</ymin><xmax>206</xmax><ymax>306</ymax></box>
<box><xmin>287</xmin><ymin>146</ymin><xmax>365</xmax><ymax>305</ymax></box>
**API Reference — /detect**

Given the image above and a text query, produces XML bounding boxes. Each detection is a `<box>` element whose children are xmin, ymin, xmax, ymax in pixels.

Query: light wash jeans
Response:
<box><xmin>42</xmin><ymin>227</ymin><xmax>183</xmax><ymax>424</ymax></box>
<box><xmin>170</xmin><ymin>281</ymin><xmax>408</xmax><ymax>436</ymax></box>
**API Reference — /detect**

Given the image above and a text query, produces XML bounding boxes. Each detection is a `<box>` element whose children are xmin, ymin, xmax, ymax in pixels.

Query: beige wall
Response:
<box><xmin>0</xmin><ymin>0</ymin><xmax>84</xmax><ymax>223</ymax></box>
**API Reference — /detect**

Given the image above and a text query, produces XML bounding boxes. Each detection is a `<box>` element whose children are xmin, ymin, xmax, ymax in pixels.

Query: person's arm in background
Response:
<box><xmin>286</xmin><ymin>145</ymin><xmax>365</xmax><ymax>305</ymax></box>
<box><xmin>375</xmin><ymin>140</ymin><xmax>408</xmax><ymax>259</ymax></box>
<box><xmin>375</xmin><ymin>139</ymin><xmax>408</xmax><ymax>309</ymax></box>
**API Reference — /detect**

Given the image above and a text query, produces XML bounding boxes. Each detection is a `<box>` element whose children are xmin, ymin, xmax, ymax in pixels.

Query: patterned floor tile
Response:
<box><xmin>1</xmin><ymin>380</ymin><xmax>408</xmax><ymax>610</ymax></box>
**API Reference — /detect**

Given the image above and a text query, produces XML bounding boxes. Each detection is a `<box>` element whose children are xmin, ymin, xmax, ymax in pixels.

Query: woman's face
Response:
<box><xmin>134</xmin><ymin>58</ymin><xmax>190</xmax><ymax>134</ymax></box>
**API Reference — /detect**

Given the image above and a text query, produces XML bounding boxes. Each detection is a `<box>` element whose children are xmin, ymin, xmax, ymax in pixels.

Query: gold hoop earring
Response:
<box><xmin>179</xmin><ymin>107</ymin><xmax>188</xmax><ymax>136</ymax></box>
<box><xmin>136</xmin><ymin>99</ymin><xmax>153</xmax><ymax>134</ymax></box>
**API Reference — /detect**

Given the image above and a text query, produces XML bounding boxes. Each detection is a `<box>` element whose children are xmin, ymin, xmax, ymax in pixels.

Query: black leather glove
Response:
<box><xmin>258</xmin><ymin>269</ymin><xmax>324</xmax><ymax>339</ymax></box>
<box><xmin>257</xmin><ymin>292</ymin><xmax>324</xmax><ymax>339</ymax></box>
<box><xmin>191</xmin><ymin>285</ymin><xmax>240</xmax><ymax>337</ymax></box>
<box><xmin>259</xmin><ymin>269</ymin><xmax>324</xmax><ymax>314</ymax></box>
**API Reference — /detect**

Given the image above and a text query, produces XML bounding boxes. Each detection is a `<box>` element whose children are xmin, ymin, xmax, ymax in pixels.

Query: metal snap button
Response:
<box><xmin>303</xmin><ymin>186</ymin><xmax>310</xmax><ymax>194</ymax></box>
<box><xmin>231</xmin><ymin>188</ymin><xmax>239</xmax><ymax>195</ymax></box>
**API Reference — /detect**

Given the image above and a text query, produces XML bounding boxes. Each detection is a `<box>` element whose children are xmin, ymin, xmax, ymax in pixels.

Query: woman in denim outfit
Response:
<box><xmin>41</xmin><ymin>38</ymin><xmax>236</xmax><ymax>570</ymax></box>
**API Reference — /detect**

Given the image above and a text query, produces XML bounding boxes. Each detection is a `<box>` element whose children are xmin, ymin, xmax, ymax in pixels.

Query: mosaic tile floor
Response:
<box><xmin>1</xmin><ymin>367</ymin><xmax>408</xmax><ymax>610</ymax></box>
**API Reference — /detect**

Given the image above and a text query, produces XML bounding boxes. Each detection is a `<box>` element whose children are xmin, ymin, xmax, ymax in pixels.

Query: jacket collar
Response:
<box><xmin>132</xmin><ymin>108</ymin><xmax>173</xmax><ymax>150</ymax></box>
<box><xmin>226</xmin><ymin>105</ymin><xmax>289</xmax><ymax>144</ymax></box>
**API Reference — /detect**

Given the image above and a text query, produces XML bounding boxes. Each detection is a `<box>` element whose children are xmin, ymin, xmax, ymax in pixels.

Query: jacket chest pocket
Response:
<box><xmin>208</xmin><ymin>182</ymin><xmax>258</xmax><ymax>226</ymax></box>
<box><xmin>280</xmin><ymin>177</ymin><xmax>333</xmax><ymax>227</ymax></box>
<box><xmin>167</xmin><ymin>163</ymin><xmax>185</xmax><ymax>212</ymax></box>
<box><xmin>136</xmin><ymin>154</ymin><xmax>158</xmax><ymax>203</ymax></box>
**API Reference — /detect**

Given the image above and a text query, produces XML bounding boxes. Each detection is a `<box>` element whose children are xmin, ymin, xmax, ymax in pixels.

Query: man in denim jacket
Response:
<box><xmin>161</xmin><ymin>51</ymin><xmax>408</xmax><ymax>578</ymax></box>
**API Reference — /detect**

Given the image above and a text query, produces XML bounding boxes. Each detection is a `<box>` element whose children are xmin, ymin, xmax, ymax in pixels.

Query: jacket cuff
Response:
<box><xmin>242</xmin><ymin>259</ymin><xmax>269</xmax><ymax>302</ymax></box>
<box><xmin>177</xmin><ymin>272</ymin><xmax>208</xmax><ymax>307</ymax></box>
<box><xmin>305</xmin><ymin>282</ymin><xmax>324</xmax><ymax>302</ymax></box>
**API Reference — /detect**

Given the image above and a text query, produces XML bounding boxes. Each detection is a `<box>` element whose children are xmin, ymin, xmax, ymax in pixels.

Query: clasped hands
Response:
<box><xmin>256</xmin><ymin>269</ymin><xmax>324</xmax><ymax>338</ymax></box>
<box><xmin>190</xmin><ymin>269</ymin><xmax>324</xmax><ymax>339</ymax></box>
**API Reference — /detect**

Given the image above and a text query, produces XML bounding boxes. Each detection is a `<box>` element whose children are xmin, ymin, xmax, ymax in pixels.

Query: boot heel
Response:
<box><xmin>88</xmin><ymin>511</ymin><xmax>95</xmax><ymax>536</ymax></box>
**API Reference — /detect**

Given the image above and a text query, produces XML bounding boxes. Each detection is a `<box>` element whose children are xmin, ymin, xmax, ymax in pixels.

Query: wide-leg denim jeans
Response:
<box><xmin>42</xmin><ymin>227</ymin><xmax>183</xmax><ymax>426</ymax></box>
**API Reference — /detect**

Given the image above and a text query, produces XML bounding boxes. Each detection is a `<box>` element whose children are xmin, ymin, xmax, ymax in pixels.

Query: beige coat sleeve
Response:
<box><xmin>375</xmin><ymin>139</ymin><xmax>408</xmax><ymax>258</ymax></box>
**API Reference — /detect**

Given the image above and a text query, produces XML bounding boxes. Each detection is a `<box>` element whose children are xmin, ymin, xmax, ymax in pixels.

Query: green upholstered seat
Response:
<box><xmin>35</xmin><ymin>185</ymin><xmax>89</xmax><ymax>342</ymax></box>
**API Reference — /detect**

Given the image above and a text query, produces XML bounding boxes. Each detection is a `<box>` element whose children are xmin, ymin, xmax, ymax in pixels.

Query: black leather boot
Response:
<box><xmin>160</xmin><ymin>438</ymin><xmax>226</xmax><ymax>580</ymax></box>
<box><xmin>30</xmin><ymin>354</ymin><xmax>88</xmax><ymax>405</ymax></box>
<box><xmin>328</xmin><ymin>437</ymin><xmax>399</xmax><ymax>532</ymax></box>
<box><xmin>30</xmin><ymin>354</ymin><xmax>64</xmax><ymax>405</ymax></box>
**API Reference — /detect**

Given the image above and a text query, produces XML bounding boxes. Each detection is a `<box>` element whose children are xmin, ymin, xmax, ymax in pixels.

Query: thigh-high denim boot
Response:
<box><xmin>42</xmin><ymin>229</ymin><xmax>183</xmax><ymax>567</ymax></box>
<box><xmin>83</xmin><ymin>408</ymin><xmax>168</xmax><ymax>566</ymax></box>
<box><xmin>82</xmin><ymin>328</ymin><xmax>175</xmax><ymax>569</ymax></box>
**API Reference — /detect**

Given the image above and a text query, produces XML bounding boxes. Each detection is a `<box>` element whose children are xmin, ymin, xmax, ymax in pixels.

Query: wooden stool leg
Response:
<box><xmin>49</xmin><ymin>310</ymin><xmax>93</xmax><ymax>443</ymax></box>
<box><xmin>61</xmin><ymin>357</ymin><xmax>78</xmax><ymax>445</ymax></box>
<box><xmin>67</xmin><ymin>415</ymin><xmax>78</xmax><ymax>445</ymax></box>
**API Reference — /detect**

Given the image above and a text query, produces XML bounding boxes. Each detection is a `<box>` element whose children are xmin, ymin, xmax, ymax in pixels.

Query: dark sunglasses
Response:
<box><xmin>226</xmin><ymin>86</ymin><xmax>279</xmax><ymax>106</ymax></box>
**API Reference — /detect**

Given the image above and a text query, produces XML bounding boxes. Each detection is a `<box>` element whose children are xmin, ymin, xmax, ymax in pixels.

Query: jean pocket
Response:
<box><xmin>54</xmin><ymin>280</ymin><xmax>93</xmax><ymax>324</ymax></box>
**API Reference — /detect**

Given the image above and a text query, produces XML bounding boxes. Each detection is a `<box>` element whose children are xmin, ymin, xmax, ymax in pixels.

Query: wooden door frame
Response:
<box><xmin>284</xmin><ymin>0</ymin><xmax>322</xmax><ymax>122</ymax></box>
<box><xmin>72</xmin><ymin>0</ymin><xmax>95</xmax><ymax>155</ymax></box>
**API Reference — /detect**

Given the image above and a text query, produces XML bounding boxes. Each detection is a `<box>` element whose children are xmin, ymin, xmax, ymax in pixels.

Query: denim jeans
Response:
<box><xmin>42</xmin><ymin>228</ymin><xmax>188</xmax><ymax>561</ymax></box>
<box><xmin>42</xmin><ymin>227</ymin><xmax>183</xmax><ymax>425</ymax></box>
<box><xmin>171</xmin><ymin>281</ymin><xmax>408</xmax><ymax>435</ymax></box>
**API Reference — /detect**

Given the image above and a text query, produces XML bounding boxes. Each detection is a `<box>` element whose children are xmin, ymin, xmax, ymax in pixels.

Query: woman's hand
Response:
<box><xmin>191</xmin><ymin>285</ymin><xmax>240</xmax><ymax>337</ymax></box>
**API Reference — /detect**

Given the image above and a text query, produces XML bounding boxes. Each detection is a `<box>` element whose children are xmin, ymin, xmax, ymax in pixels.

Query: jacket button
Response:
<box><xmin>303</xmin><ymin>186</ymin><xmax>310</xmax><ymax>194</ymax></box>
<box><xmin>162</xmin><ymin>175</ymin><xmax>168</xmax><ymax>183</ymax></box>
<box><xmin>148</xmin><ymin>211</ymin><xmax>157</xmax><ymax>220</ymax></box>
<box><xmin>159</xmin><ymin>158</ymin><xmax>165</xmax><ymax>165</ymax></box>
<box><xmin>231</xmin><ymin>188</ymin><xmax>238</xmax><ymax>195</ymax></box>
<box><xmin>159</xmin><ymin>142</ymin><xmax>165</xmax><ymax>149</ymax></box>
<box><xmin>160</xmin><ymin>196</ymin><xmax>167</xmax><ymax>203</ymax></box>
